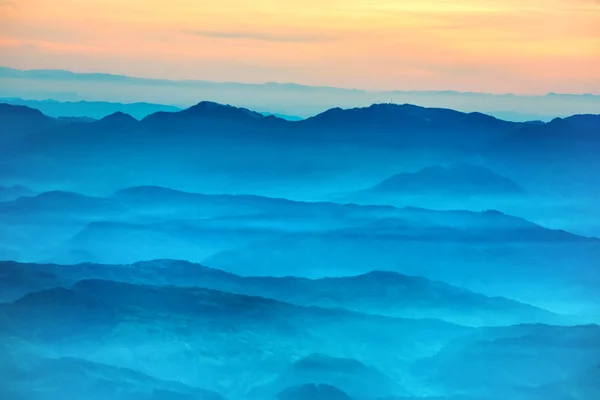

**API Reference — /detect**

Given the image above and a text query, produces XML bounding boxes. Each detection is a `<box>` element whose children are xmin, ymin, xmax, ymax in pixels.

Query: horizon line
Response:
<box><xmin>1</xmin><ymin>65</ymin><xmax>599</xmax><ymax>98</ymax></box>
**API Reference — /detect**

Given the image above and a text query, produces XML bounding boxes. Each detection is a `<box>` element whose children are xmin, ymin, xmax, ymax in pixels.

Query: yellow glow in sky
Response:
<box><xmin>1</xmin><ymin>0</ymin><xmax>599</xmax><ymax>93</ymax></box>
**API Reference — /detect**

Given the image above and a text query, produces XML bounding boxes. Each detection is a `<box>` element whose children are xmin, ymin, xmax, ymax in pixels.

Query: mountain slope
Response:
<box><xmin>0</xmin><ymin>349</ymin><xmax>224</xmax><ymax>400</ymax></box>
<box><xmin>275</xmin><ymin>383</ymin><xmax>353</xmax><ymax>400</ymax></box>
<box><xmin>2</xmin><ymin>100</ymin><xmax>598</xmax><ymax>195</ymax></box>
<box><xmin>363</xmin><ymin>164</ymin><xmax>524</xmax><ymax>196</ymax></box>
<box><xmin>0</xmin><ymin>279</ymin><xmax>469</xmax><ymax>398</ymax></box>
<box><xmin>251</xmin><ymin>353</ymin><xmax>408</xmax><ymax>399</ymax></box>
<box><xmin>412</xmin><ymin>324</ymin><xmax>600</xmax><ymax>399</ymax></box>
<box><xmin>0</xmin><ymin>98</ymin><xmax>182</xmax><ymax>119</ymax></box>
<box><xmin>0</xmin><ymin>104</ymin><xmax>55</xmax><ymax>147</ymax></box>
<box><xmin>4</xmin><ymin>185</ymin><xmax>584</xmax><ymax>265</ymax></box>
<box><xmin>0</xmin><ymin>259</ymin><xmax>559</xmax><ymax>326</ymax></box>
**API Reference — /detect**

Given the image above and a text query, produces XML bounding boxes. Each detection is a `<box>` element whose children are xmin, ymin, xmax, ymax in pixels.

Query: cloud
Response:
<box><xmin>183</xmin><ymin>29</ymin><xmax>333</xmax><ymax>43</ymax></box>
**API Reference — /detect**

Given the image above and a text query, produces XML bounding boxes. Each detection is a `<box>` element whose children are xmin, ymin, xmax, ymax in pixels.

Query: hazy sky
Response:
<box><xmin>1</xmin><ymin>0</ymin><xmax>599</xmax><ymax>93</ymax></box>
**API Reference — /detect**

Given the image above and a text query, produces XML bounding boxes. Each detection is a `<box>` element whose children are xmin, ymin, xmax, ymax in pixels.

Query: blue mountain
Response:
<box><xmin>363</xmin><ymin>164</ymin><xmax>524</xmax><ymax>195</ymax></box>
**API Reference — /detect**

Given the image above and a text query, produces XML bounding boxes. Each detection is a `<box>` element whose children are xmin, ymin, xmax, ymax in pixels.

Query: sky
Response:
<box><xmin>0</xmin><ymin>0</ymin><xmax>599</xmax><ymax>93</ymax></box>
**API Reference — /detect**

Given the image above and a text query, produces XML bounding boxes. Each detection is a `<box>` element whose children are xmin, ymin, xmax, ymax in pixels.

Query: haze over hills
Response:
<box><xmin>2</xmin><ymin>66</ymin><xmax>599</xmax><ymax>120</ymax></box>
<box><xmin>0</xmin><ymin>278</ymin><xmax>471</xmax><ymax>399</ymax></box>
<box><xmin>1</xmin><ymin>184</ymin><xmax>599</xmax><ymax>315</ymax></box>
<box><xmin>357</xmin><ymin>164</ymin><xmax>524</xmax><ymax>197</ymax></box>
<box><xmin>1</xmin><ymin>101</ymin><xmax>599</xmax><ymax>201</ymax></box>
<box><xmin>2</xmin><ymin>94</ymin><xmax>599</xmax><ymax>400</ymax></box>
<box><xmin>0</xmin><ymin>259</ymin><xmax>562</xmax><ymax>326</ymax></box>
<box><xmin>1</xmin><ymin>274</ymin><xmax>597</xmax><ymax>399</ymax></box>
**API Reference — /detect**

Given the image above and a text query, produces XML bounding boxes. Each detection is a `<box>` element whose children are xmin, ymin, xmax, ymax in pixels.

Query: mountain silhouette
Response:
<box><xmin>362</xmin><ymin>164</ymin><xmax>524</xmax><ymax>196</ymax></box>
<box><xmin>2</xmin><ymin>101</ymin><xmax>599</xmax><ymax>195</ymax></box>
<box><xmin>0</xmin><ymin>103</ymin><xmax>55</xmax><ymax>147</ymax></box>
<box><xmin>0</xmin><ymin>259</ymin><xmax>559</xmax><ymax>326</ymax></box>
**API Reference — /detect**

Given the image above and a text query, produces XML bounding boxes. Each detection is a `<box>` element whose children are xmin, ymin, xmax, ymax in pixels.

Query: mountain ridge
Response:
<box><xmin>1</xmin><ymin>259</ymin><xmax>563</xmax><ymax>326</ymax></box>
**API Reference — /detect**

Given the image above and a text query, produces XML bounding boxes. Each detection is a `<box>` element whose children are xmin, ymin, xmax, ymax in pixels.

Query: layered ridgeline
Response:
<box><xmin>2</xmin><ymin>66</ymin><xmax>599</xmax><ymax>120</ymax></box>
<box><xmin>1</xmin><ymin>99</ymin><xmax>600</xmax><ymax>400</ymax></box>
<box><xmin>0</xmin><ymin>278</ymin><xmax>470</xmax><ymax>399</ymax></box>
<box><xmin>0</xmin><ymin>269</ymin><xmax>598</xmax><ymax>400</ymax></box>
<box><xmin>1</xmin><ymin>186</ymin><xmax>599</xmax><ymax>314</ymax></box>
<box><xmin>1</xmin><ymin>102</ymin><xmax>599</xmax><ymax>198</ymax></box>
<box><xmin>0</xmin><ymin>259</ymin><xmax>562</xmax><ymax>326</ymax></box>
<box><xmin>358</xmin><ymin>164</ymin><xmax>525</xmax><ymax>196</ymax></box>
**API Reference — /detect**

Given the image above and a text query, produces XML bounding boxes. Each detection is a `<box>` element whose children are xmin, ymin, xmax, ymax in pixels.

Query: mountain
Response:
<box><xmin>261</xmin><ymin>112</ymin><xmax>303</xmax><ymax>121</ymax></box>
<box><xmin>2</xmin><ymin>66</ymin><xmax>599</xmax><ymax>120</ymax></box>
<box><xmin>526</xmin><ymin>363</ymin><xmax>600</xmax><ymax>400</ymax></box>
<box><xmin>0</xmin><ymin>351</ymin><xmax>224</xmax><ymax>400</ymax></box>
<box><xmin>0</xmin><ymin>279</ymin><xmax>469</xmax><ymax>399</ymax></box>
<box><xmin>1</xmin><ymin>278</ymin><xmax>594</xmax><ymax>399</ymax></box>
<box><xmin>412</xmin><ymin>323</ymin><xmax>600</xmax><ymax>399</ymax></box>
<box><xmin>297</xmin><ymin>104</ymin><xmax>517</xmax><ymax>151</ymax></box>
<box><xmin>275</xmin><ymin>383</ymin><xmax>353</xmax><ymax>400</ymax></box>
<box><xmin>362</xmin><ymin>164</ymin><xmax>524</xmax><ymax>196</ymax></box>
<box><xmin>2</xmin><ymin>100</ymin><xmax>598</xmax><ymax>197</ymax></box>
<box><xmin>205</xmin><ymin>218</ymin><xmax>600</xmax><ymax>315</ymax></box>
<box><xmin>0</xmin><ymin>98</ymin><xmax>181</xmax><ymax>120</ymax></box>
<box><xmin>483</xmin><ymin>114</ymin><xmax>600</xmax><ymax>194</ymax></box>
<box><xmin>0</xmin><ymin>103</ymin><xmax>55</xmax><ymax>147</ymax></box>
<box><xmin>2</xmin><ymin>186</ymin><xmax>592</xmax><ymax>273</ymax></box>
<box><xmin>251</xmin><ymin>353</ymin><xmax>408</xmax><ymax>399</ymax></box>
<box><xmin>2</xmin><ymin>101</ymin><xmax>599</xmax><ymax>196</ymax></box>
<box><xmin>0</xmin><ymin>260</ymin><xmax>559</xmax><ymax>326</ymax></box>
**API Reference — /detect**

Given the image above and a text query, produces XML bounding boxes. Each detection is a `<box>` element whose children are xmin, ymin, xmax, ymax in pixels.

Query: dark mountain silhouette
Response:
<box><xmin>0</xmin><ymin>103</ymin><xmax>55</xmax><ymax>147</ymax></box>
<box><xmin>0</xmin><ymin>259</ymin><xmax>559</xmax><ymax>326</ymax></box>
<box><xmin>484</xmin><ymin>114</ymin><xmax>600</xmax><ymax>193</ymax></box>
<box><xmin>298</xmin><ymin>103</ymin><xmax>516</xmax><ymax>150</ymax></box>
<box><xmin>98</xmin><ymin>111</ymin><xmax>139</xmax><ymax>126</ymax></box>
<box><xmin>139</xmin><ymin>101</ymin><xmax>278</xmax><ymax>136</ymax></box>
<box><xmin>2</xmin><ymin>101</ymin><xmax>598</xmax><ymax>195</ymax></box>
<box><xmin>363</xmin><ymin>164</ymin><xmax>524</xmax><ymax>195</ymax></box>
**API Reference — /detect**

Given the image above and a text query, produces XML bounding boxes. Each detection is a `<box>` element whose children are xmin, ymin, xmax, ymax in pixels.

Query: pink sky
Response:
<box><xmin>1</xmin><ymin>0</ymin><xmax>599</xmax><ymax>93</ymax></box>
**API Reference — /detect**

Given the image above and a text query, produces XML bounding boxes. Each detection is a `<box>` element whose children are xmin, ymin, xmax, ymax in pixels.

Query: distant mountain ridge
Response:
<box><xmin>0</xmin><ymin>97</ymin><xmax>181</xmax><ymax>120</ymax></box>
<box><xmin>2</xmin><ymin>101</ymin><xmax>598</xmax><ymax>155</ymax></box>
<box><xmin>362</xmin><ymin>164</ymin><xmax>524</xmax><ymax>196</ymax></box>
<box><xmin>2</xmin><ymin>99</ymin><xmax>596</xmax><ymax>196</ymax></box>
<box><xmin>0</xmin><ymin>259</ymin><xmax>562</xmax><ymax>326</ymax></box>
<box><xmin>3</xmin><ymin>65</ymin><xmax>600</xmax><ymax>121</ymax></box>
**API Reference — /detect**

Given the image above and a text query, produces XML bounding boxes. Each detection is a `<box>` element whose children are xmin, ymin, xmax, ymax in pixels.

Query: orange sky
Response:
<box><xmin>1</xmin><ymin>0</ymin><xmax>599</xmax><ymax>93</ymax></box>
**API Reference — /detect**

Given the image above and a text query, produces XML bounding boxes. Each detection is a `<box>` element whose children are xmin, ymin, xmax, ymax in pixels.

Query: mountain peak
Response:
<box><xmin>183</xmin><ymin>101</ymin><xmax>264</xmax><ymax>119</ymax></box>
<box><xmin>0</xmin><ymin>103</ymin><xmax>46</xmax><ymax>118</ymax></box>
<box><xmin>367</xmin><ymin>164</ymin><xmax>524</xmax><ymax>195</ymax></box>
<box><xmin>98</xmin><ymin>111</ymin><xmax>138</xmax><ymax>124</ymax></box>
